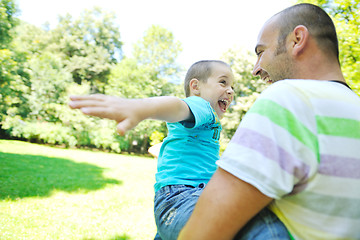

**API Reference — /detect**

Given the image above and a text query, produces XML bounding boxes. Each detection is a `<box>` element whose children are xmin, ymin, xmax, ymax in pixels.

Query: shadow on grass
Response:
<box><xmin>0</xmin><ymin>152</ymin><xmax>121</xmax><ymax>200</ymax></box>
<box><xmin>84</xmin><ymin>234</ymin><xmax>131</xmax><ymax>240</ymax></box>
<box><xmin>109</xmin><ymin>235</ymin><xmax>131</xmax><ymax>240</ymax></box>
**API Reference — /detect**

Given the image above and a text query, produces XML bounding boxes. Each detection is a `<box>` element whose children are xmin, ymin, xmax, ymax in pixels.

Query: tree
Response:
<box><xmin>0</xmin><ymin>49</ymin><xmax>28</xmax><ymax>122</ymax></box>
<box><xmin>24</xmin><ymin>52</ymin><xmax>73</xmax><ymax>121</ymax></box>
<box><xmin>104</xmin><ymin>25</ymin><xmax>184</xmax><ymax>153</ymax></box>
<box><xmin>133</xmin><ymin>25</ymin><xmax>184</xmax><ymax>91</ymax></box>
<box><xmin>48</xmin><ymin>7</ymin><xmax>123</xmax><ymax>90</ymax></box>
<box><xmin>0</xmin><ymin>0</ymin><xmax>18</xmax><ymax>48</ymax></box>
<box><xmin>11</xmin><ymin>21</ymin><xmax>49</xmax><ymax>55</ymax></box>
<box><xmin>0</xmin><ymin>0</ymin><xmax>25</xmax><ymax>129</ymax></box>
<box><xmin>2</xmin><ymin>9</ymin><xmax>185</xmax><ymax>153</ymax></box>
<box><xmin>297</xmin><ymin>0</ymin><xmax>360</xmax><ymax>94</ymax></box>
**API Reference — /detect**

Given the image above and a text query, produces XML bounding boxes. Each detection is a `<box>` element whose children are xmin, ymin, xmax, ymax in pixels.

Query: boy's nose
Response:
<box><xmin>227</xmin><ymin>88</ymin><xmax>234</xmax><ymax>95</ymax></box>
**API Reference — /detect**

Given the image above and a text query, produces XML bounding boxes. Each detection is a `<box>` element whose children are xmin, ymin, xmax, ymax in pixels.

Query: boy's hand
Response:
<box><xmin>69</xmin><ymin>94</ymin><xmax>145</xmax><ymax>135</ymax></box>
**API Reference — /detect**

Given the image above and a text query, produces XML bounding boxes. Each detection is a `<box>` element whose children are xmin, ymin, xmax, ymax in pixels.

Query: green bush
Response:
<box><xmin>2</xmin><ymin>116</ymin><xmax>77</xmax><ymax>147</ymax></box>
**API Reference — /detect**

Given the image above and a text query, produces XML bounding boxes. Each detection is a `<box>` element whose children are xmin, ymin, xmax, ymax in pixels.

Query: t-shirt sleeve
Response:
<box><xmin>182</xmin><ymin>96</ymin><xmax>216</xmax><ymax>129</ymax></box>
<box><xmin>216</xmin><ymin>81</ymin><xmax>318</xmax><ymax>199</ymax></box>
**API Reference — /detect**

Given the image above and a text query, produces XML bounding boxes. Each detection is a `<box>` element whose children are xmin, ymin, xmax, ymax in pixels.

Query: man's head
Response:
<box><xmin>184</xmin><ymin>60</ymin><xmax>234</xmax><ymax>118</ymax></box>
<box><xmin>253</xmin><ymin>3</ymin><xmax>340</xmax><ymax>83</ymax></box>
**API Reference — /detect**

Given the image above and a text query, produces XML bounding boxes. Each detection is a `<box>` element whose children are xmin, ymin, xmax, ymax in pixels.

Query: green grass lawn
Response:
<box><xmin>0</xmin><ymin>140</ymin><xmax>157</xmax><ymax>240</ymax></box>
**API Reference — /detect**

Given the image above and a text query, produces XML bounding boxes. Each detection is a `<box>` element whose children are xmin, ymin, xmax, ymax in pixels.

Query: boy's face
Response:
<box><xmin>198</xmin><ymin>63</ymin><xmax>234</xmax><ymax>119</ymax></box>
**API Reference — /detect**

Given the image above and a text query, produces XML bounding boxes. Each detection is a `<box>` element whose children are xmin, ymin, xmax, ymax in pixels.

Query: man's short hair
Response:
<box><xmin>184</xmin><ymin>60</ymin><xmax>230</xmax><ymax>97</ymax></box>
<box><xmin>275</xmin><ymin>3</ymin><xmax>339</xmax><ymax>62</ymax></box>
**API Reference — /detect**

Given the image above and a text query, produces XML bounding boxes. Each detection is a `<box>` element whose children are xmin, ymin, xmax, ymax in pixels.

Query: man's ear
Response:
<box><xmin>189</xmin><ymin>78</ymin><xmax>201</xmax><ymax>96</ymax></box>
<box><xmin>291</xmin><ymin>25</ymin><xmax>309</xmax><ymax>56</ymax></box>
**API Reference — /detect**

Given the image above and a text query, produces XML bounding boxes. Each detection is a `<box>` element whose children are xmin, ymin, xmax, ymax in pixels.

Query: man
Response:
<box><xmin>178</xmin><ymin>3</ymin><xmax>360</xmax><ymax>240</ymax></box>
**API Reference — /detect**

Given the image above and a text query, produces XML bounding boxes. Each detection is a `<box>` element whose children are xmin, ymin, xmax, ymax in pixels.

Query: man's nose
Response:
<box><xmin>252</xmin><ymin>60</ymin><xmax>261</xmax><ymax>76</ymax></box>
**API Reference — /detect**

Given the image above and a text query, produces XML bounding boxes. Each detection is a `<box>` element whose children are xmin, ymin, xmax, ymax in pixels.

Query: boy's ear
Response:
<box><xmin>189</xmin><ymin>78</ymin><xmax>201</xmax><ymax>96</ymax></box>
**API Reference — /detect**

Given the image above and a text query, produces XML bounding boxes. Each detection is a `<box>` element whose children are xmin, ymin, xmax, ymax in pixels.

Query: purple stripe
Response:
<box><xmin>319</xmin><ymin>154</ymin><xmax>360</xmax><ymax>179</ymax></box>
<box><xmin>231</xmin><ymin>128</ymin><xmax>310</xmax><ymax>182</ymax></box>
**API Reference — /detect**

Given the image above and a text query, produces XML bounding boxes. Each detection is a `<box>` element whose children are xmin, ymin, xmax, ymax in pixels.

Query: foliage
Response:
<box><xmin>296</xmin><ymin>0</ymin><xmax>360</xmax><ymax>94</ymax></box>
<box><xmin>0</xmin><ymin>49</ymin><xmax>24</xmax><ymax>121</ymax></box>
<box><xmin>0</xmin><ymin>0</ymin><xmax>18</xmax><ymax>48</ymax></box>
<box><xmin>0</xmin><ymin>53</ymin><xmax>29</xmax><ymax>127</ymax></box>
<box><xmin>103</xmin><ymin>25</ymin><xmax>183</xmax><ymax>153</ymax></box>
<box><xmin>1</xmin><ymin>7</ymin><xmax>130</xmax><ymax>153</ymax></box>
<box><xmin>1</xmin><ymin>3</ymin><xmax>261</xmax><ymax>154</ymax></box>
<box><xmin>1</xmin><ymin>106</ymin><xmax>126</xmax><ymax>153</ymax></box>
<box><xmin>106</xmin><ymin>58</ymin><xmax>158</xmax><ymax>98</ymax></box>
<box><xmin>150</xmin><ymin>130</ymin><xmax>165</xmax><ymax>146</ymax></box>
<box><xmin>24</xmin><ymin>52</ymin><xmax>73</xmax><ymax>119</ymax></box>
<box><xmin>48</xmin><ymin>7</ymin><xmax>122</xmax><ymax>91</ymax></box>
<box><xmin>133</xmin><ymin>25</ymin><xmax>183</xmax><ymax>84</ymax></box>
<box><xmin>0</xmin><ymin>0</ymin><xmax>24</xmax><ymax>124</ymax></box>
<box><xmin>10</xmin><ymin>21</ymin><xmax>48</xmax><ymax>55</ymax></box>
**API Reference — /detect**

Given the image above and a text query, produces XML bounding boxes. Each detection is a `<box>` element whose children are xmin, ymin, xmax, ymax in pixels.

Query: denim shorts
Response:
<box><xmin>153</xmin><ymin>183</ymin><xmax>290</xmax><ymax>240</ymax></box>
<box><xmin>154</xmin><ymin>184</ymin><xmax>205</xmax><ymax>240</ymax></box>
<box><xmin>234</xmin><ymin>207</ymin><xmax>290</xmax><ymax>240</ymax></box>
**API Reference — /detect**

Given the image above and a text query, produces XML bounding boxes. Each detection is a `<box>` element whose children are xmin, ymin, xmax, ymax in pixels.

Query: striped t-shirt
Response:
<box><xmin>217</xmin><ymin>80</ymin><xmax>360</xmax><ymax>239</ymax></box>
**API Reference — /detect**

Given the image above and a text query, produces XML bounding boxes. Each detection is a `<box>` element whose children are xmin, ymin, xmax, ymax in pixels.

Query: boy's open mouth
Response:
<box><xmin>218</xmin><ymin>99</ymin><xmax>229</xmax><ymax>112</ymax></box>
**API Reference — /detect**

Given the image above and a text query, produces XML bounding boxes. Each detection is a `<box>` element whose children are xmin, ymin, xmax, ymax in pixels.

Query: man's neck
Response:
<box><xmin>298</xmin><ymin>58</ymin><xmax>345</xmax><ymax>82</ymax></box>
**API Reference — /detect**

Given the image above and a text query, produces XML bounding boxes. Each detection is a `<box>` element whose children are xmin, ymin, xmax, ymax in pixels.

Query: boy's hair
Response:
<box><xmin>274</xmin><ymin>3</ymin><xmax>339</xmax><ymax>63</ymax></box>
<box><xmin>184</xmin><ymin>60</ymin><xmax>230</xmax><ymax>97</ymax></box>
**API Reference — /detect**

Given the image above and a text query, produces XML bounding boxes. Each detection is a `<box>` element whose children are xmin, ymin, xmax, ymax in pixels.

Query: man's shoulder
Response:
<box><xmin>268</xmin><ymin>79</ymin><xmax>348</xmax><ymax>90</ymax></box>
<box><xmin>262</xmin><ymin>79</ymin><xmax>348</xmax><ymax>99</ymax></box>
<box><xmin>267</xmin><ymin>79</ymin><xmax>326</xmax><ymax>89</ymax></box>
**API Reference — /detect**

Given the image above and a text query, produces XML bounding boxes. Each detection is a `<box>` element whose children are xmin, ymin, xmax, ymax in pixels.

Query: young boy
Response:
<box><xmin>69</xmin><ymin>60</ymin><xmax>288</xmax><ymax>240</ymax></box>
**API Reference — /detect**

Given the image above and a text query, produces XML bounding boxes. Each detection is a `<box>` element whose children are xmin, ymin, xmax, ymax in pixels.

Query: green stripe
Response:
<box><xmin>249</xmin><ymin>99</ymin><xmax>319</xmax><ymax>160</ymax></box>
<box><xmin>317</xmin><ymin>116</ymin><xmax>360</xmax><ymax>139</ymax></box>
<box><xmin>288</xmin><ymin>232</ymin><xmax>295</xmax><ymax>240</ymax></box>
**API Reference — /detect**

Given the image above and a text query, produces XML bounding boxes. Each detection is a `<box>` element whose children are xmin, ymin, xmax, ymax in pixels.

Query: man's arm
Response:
<box><xmin>178</xmin><ymin>167</ymin><xmax>273</xmax><ymax>240</ymax></box>
<box><xmin>69</xmin><ymin>94</ymin><xmax>192</xmax><ymax>135</ymax></box>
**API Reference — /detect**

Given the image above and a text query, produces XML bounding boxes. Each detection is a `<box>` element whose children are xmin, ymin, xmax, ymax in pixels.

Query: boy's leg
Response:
<box><xmin>233</xmin><ymin>207</ymin><xmax>290</xmax><ymax>240</ymax></box>
<box><xmin>154</xmin><ymin>184</ymin><xmax>205</xmax><ymax>240</ymax></box>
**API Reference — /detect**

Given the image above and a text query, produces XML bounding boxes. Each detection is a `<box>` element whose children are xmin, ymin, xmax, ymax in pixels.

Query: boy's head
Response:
<box><xmin>184</xmin><ymin>60</ymin><xmax>230</xmax><ymax>97</ymax></box>
<box><xmin>184</xmin><ymin>60</ymin><xmax>234</xmax><ymax>118</ymax></box>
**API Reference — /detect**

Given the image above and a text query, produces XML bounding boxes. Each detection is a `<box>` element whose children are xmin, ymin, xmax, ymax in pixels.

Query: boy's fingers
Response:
<box><xmin>116</xmin><ymin>118</ymin><xmax>136</xmax><ymax>136</ymax></box>
<box><xmin>69</xmin><ymin>94</ymin><xmax>106</xmax><ymax>101</ymax></box>
<box><xmin>79</xmin><ymin>107</ymin><xmax>115</xmax><ymax>119</ymax></box>
<box><xmin>68</xmin><ymin>100</ymin><xmax>107</xmax><ymax>109</ymax></box>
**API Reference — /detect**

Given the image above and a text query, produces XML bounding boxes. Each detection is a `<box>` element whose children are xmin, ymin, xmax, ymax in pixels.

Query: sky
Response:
<box><xmin>16</xmin><ymin>0</ymin><xmax>293</xmax><ymax>69</ymax></box>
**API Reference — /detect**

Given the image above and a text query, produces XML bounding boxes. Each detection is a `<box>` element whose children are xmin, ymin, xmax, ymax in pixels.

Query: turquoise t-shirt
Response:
<box><xmin>154</xmin><ymin>96</ymin><xmax>222</xmax><ymax>192</ymax></box>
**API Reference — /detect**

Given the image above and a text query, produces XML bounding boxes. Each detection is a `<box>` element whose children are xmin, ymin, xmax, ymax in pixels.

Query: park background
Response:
<box><xmin>0</xmin><ymin>0</ymin><xmax>359</xmax><ymax>239</ymax></box>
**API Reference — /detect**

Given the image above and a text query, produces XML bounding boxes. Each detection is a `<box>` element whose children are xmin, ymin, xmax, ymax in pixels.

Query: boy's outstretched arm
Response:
<box><xmin>69</xmin><ymin>94</ymin><xmax>192</xmax><ymax>135</ymax></box>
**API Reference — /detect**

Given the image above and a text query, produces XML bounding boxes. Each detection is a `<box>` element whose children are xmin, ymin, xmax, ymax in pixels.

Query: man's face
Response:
<box><xmin>252</xmin><ymin>17</ymin><xmax>294</xmax><ymax>83</ymax></box>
